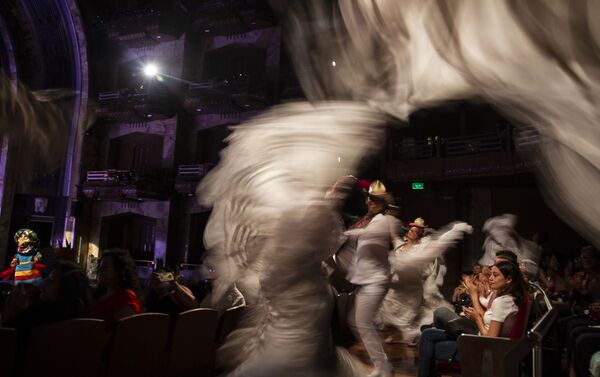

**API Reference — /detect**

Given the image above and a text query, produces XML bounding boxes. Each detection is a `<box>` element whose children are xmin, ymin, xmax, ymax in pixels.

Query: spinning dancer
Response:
<box><xmin>198</xmin><ymin>103</ymin><xmax>384</xmax><ymax>377</ymax></box>
<box><xmin>378</xmin><ymin>219</ymin><xmax>472</xmax><ymax>343</ymax></box>
<box><xmin>478</xmin><ymin>214</ymin><xmax>541</xmax><ymax>277</ymax></box>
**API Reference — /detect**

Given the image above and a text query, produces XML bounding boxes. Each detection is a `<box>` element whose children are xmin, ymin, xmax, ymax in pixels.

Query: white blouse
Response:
<box><xmin>482</xmin><ymin>294</ymin><xmax>518</xmax><ymax>333</ymax></box>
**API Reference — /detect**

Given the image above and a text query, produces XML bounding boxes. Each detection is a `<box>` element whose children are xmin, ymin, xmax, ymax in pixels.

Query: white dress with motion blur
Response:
<box><xmin>197</xmin><ymin>103</ymin><xmax>385</xmax><ymax>377</ymax></box>
<box><xmin>377</xmin><ymin>223</ymin><xmax>472</xmax><ymax>340</ymax></box>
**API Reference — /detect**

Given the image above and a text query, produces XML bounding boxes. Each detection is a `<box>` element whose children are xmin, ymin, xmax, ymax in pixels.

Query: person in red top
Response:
<box><xmin>93</xmin><ymin>249</ymin><xmax>142</xmax><ymax>329</ymax></box>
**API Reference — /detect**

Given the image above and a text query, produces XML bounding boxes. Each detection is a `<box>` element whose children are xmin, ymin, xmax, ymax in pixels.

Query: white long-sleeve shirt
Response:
<box><xmin>347</xmin><ymin>214</ymin><xmax>395</xmax><ymax>285</ymax></box>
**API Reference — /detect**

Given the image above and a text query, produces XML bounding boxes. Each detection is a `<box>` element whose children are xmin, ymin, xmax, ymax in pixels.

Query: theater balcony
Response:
<box><xmin>93</xmin><ymin>6</ymin><xmax>187</xmax><ymax>48</ymax></box>
<box><xmin>95</xmin><ymin>87</ymin><xmax>179</xmax><ymax>123</ymax></box>
<box><xmin>174</xmin><ymin>164</ymin><xmax>215</xmax><ymax>196</ymax></box>
<box><xmin>192</xmin><ymin>0</ymin><xmax>275</xmax><ymax>36</ymax></box>
<box><xmin>82</xmin><ymin>170</ymin><xmax>168</xmax><ymax>201</ymax></box>
<box><xmin>385</xmin><ymin>126</ymin><xmax>543</xmax><ymax>182</ymax></box>
<box><xmin>184</xmin><ymin>76</ymin><xmax>268</xmax><ymax>115</ymax></box>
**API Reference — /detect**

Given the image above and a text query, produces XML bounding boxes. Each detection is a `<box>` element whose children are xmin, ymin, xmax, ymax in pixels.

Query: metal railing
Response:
<box><xmin>389</xmin><ymin>126</ymin><xmax>542</xmax><ymax>161</ymax></box>
<box><xmin>98</xmin><ymin>91</ymin><xmax>121</xmax><ymax>102</ymax></box>
<box><xmin>188</xmin><ymin>80</ymin><xmax>216</xmax><ymax>90</ymax></box>
<box><xmin>388</xmin><ymin>138</ymin><xmax>435</xmax><ymax>160</ymax></box>
<box><xmin>445</xmin><ymin>132</ymin><xmax>504</xmax><ymax>156</ymax></box>
<box><xmin>98</xmin><ymin>88</ymin><xmax>148</xmax><ymax>103</ymax></box>
<box><xmin>514</xmin><ymin>126</ymin><xmax>542</xmax><ymax>149</ymax></box>
<box><xmin>527</xmin><ymin>282</ymin><xmax>556</xmax><ymax>377</ymax></box>
<box><xmin>85</xmin><ymin>170</ymin><xmax>137</xmax><ymax>183</ymax></box>
<box><xmin>177</xmin><ymin>164</ymin><xmax>214</xmax><ymax>178</ymax></box>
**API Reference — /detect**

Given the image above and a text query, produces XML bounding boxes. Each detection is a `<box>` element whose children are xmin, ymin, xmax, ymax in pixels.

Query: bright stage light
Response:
<box><xmin>143</xmin><ymin>64</ymin><xmax>159</xmax><ymax>77</ymax></box>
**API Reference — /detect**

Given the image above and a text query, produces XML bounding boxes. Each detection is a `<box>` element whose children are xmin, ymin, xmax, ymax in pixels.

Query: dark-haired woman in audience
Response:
<box><xmin>417</xmin><ymin>261</ymin><xmax>526</xmax><ymax>377</ymax></box>
<box><xmin>92</xmin><ymin>249</ymin><xmax>142</xmax><ymax>329</ymax></box>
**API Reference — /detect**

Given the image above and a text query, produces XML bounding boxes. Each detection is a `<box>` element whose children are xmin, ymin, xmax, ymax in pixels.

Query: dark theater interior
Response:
<box><xmin>0</xmin><ymin>1</ymin><xmax>599</xmax><ymax>376</ymax></box>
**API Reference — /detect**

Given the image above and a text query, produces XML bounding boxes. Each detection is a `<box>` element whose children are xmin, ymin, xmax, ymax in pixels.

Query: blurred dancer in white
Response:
<box><xmin>479</xmin><ymin>214</ymin><xmax>541</xmax><ymax>278</ymax></box>
<box><xmin>378</xmin><ymin>218</ymin><xmax>472</xmax><ymax>343</ymax></box>
<box><xmin>198</xmin><ymin>103</ymin><xmax>385</xmax><ymax>377</ymax></box>
<box><xmin>421</xmin><ymin>256</ymin><xmax>453</xmax><ymax>327</ymax></box>
<box><xmin>346</xmin><ymin>181</ymin><xmax>399</xmax><ymax>377</ymax></box>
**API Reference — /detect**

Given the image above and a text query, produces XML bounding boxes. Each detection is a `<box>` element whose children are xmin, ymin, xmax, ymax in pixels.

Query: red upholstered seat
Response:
<box><xmin>508</xmin><ymin>295</ymin><xmax>531</xmax><ymax>340</ymax></box>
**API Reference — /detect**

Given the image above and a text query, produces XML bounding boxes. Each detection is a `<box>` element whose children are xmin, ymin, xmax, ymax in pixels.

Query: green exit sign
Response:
<box><xmin>411</xmin><ymin>182</ymin><xmax>425</xmax><ymax>190</ymax></box>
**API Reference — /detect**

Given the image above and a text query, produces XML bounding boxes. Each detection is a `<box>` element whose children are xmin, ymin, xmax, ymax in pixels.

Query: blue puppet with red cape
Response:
<box><xmin>0</xmin><ymin>228</ymin><xmax>45</xmax><ymax>285</ymax></box>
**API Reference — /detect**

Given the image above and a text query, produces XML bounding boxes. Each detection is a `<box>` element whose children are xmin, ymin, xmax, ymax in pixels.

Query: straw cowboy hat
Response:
<box><xmin>368</xmin><ymin>180</ymin><xmax>394</xmax><ymax>205</ymax></box>
<box><xmin>409</xmin><ymin>217</ymin><xmax>427</xmax><ymax>228</ymax></box>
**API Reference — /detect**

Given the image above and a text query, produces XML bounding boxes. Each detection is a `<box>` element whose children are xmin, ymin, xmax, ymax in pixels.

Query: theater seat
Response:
<box><xmin>435</xmin><ymin>294</ymin><xmax>532</xmax><ymax>376</ymax></box>
<box><xmin>216</xmin><ymin>305</ymin><xmax>246</xmax><ymax>346</ymax></box>
<box><xmin>105</xmin><ymin>313</ymin><xmax>170</xmax><ymax>377</ymax></box>
<box><xmin>23</xmin><ymin>319</ymin><xmax>106</xmax><ymax>377</ymax></box>
<box><xmin>0</xmin><ymin>327</ymin><xmax>16</xmax><ymax>377</ymax></box>
<box><xmin>166</xmin><ymin>308</ymin><xmax>219</xmax><ymax>377</ymax></box>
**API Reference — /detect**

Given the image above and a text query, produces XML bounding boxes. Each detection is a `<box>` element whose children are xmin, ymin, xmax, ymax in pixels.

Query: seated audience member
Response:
<box><xmin>435</xmin><ymin>265</ymin><xmax>495</xmax><ymax>334</ymax></box>
<box><xmin>93</xmin><ymin>249</ymin><xmax>142</xmax><ymax>328</ymax></box>
<box><xmin>495</xmin><ymin>249</ymin><xmax>518</xmax><ymax>264</ymax></box>
<box><xmin>418</xmin><ymin>260</ymin><xmax>526</xmax><ymax>377</ymax></box>
<box><xmin>477</xmin><ymin>265</ymin><xmax>492</xmax><ymax>300</ymax></box>
<box><xmin>2</xmin><ymin>261</ymin><xmax>92</xmax><ymax>329</ymax></box>
<box><xmin>451</xmin><ymin>280</ymin><xmax>466</xmax><ymax>305</ymax></box>
<box><xmin>570</xmin><ymin>321</ymin><xmax>600</xmax><ymax>377</ymax></box>
<box><xmin>451</xmin><ymin>263</ymin><xmax>490</xmax><ymax>310</ymax></box>
<box><xmin>141</xmin><ymin>268</ymin><xmax>197</xmax><ymax>315</ymax></box>
<box><xmin>556</xmin><ymin>246</ymin><xmax>600</xmax><ymax>374</ymax></box>
<box><xmin>539</xmin><ymin>253</ymin><xmax>570</xmax><ymax>302</ymax></box>
<box><xmin>449</xmin><ymin>251</ymin><xmax>517</xmax><ymax>318</ymax></box>
<box><xmin>471</xmin><ymin>263</ymin><xmax>482</xmax><ymax>278</ymax></box>
<box><xmin>568</xmin><ymin>246</ymin><xmax>600</xmax><ymax>314</ymax></box>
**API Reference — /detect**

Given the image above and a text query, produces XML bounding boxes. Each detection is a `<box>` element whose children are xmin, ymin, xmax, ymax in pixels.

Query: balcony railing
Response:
<box><xmin>174</xmin><ymin>164</ymin><xmax>215</xmax><ymax>196</ymax></box>
<box><xmin>388</xmin><ymin>138</ymin><xmax>436</xmax><ymax>160</ymax></box>
<box><xmin>445</xmin><ymin>132</ymin><xmax>504</xmax><ymax>156</ymax></box>
<box><xmin>95</xmin><ymin>88</ymin><xmax>177</xmax><ymax>122</ymax></box>
<box><xmin>514</xmin><ymin>126</ymin><xmax>542</xmax><ymax>149</ymax></box>
<box><xmin>83</xmin><ymin>170</ymin><xmax>166</xmax><ymax>200</ymax></box>
<box><xmin>184</xmin><ymin>77</ymin><xmax>268</xmax><ymax>114</ymax></box>
<box><xmin>94</xmin><ymin>7</ymin><xmax>185</xmax><ymax>47</ymax></box>
<box><xmin>386</xmin><ymin>126</ymin><xmax>544</xmax><ymax>180</ymax></box>
<box><xmin>192</xmin><ymin>0</ymin><xmax>275</xmax><ymax>35</ymax></box>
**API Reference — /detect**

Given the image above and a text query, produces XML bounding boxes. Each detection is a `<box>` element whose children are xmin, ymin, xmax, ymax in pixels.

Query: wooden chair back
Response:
<box><xmin>23</xmin><ymin>319</ymin><xmax>105</xmax><ymax>377</ymax></box>
<box><xmin>166</xmin><ymin>308</ymin><xmax>219</xmax><ymax>377</ymax></box>
<box><xmin>105</xmin><ymin>313</ymin><xmax>170</xmax><ymax>377</ymax></box>
<box><xmin>0</xmin><ymin>327</ymin><xmax>17</xmax><ymax>377</ymax></box>
<box><xmin>216</xmin><ymin>305</ymin><xmax>246</xmax><ymax>346</ymax></box>
<box><xmin>458</xmin><ymin>335</ymin><xmax>523</xmax><ymax>377</ymax></box>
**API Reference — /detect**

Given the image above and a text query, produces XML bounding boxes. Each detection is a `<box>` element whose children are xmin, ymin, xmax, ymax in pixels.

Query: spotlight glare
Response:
<box><xmin>143</xmin><ymin>64</ymin><xmax>159</xmax><ymax>77</ymax></box>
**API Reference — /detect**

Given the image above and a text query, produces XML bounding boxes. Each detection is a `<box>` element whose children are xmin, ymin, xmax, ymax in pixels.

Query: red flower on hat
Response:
<box><xmin>356</xmin><ymin>179</ymin><xmax>372</xmax><ymax>191</ymax></box>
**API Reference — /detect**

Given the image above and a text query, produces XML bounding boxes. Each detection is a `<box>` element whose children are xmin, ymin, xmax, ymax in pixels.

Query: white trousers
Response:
<box><xmin>348</xmin><ymin>282</ymin><xmax>391</xmax><ymax>371</ymax></box>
